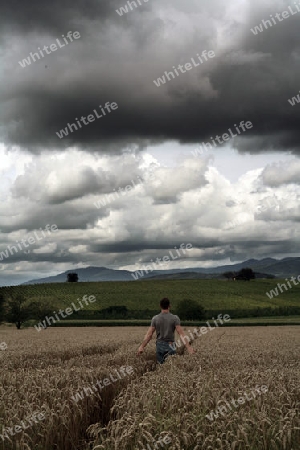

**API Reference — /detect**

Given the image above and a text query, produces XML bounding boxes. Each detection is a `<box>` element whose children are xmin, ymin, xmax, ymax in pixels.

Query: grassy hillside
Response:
<box><xmin>1</xmin><ymin>278</ymin><xmax>300</xmax><ymax>312</ymax></box>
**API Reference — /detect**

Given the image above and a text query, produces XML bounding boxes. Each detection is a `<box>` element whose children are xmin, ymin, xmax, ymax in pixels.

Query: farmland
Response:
<box><xmin>1</xmin><ymin>279</ymin><xmax>300</xmax><ymax>316</ymax></box>
<box><xmin>0</xmin><ymin>325</ymin><xmax>299</xmax><ymax>450</ymax></box>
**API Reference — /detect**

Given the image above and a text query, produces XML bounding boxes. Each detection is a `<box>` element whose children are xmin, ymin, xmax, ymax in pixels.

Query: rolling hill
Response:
<box><xmin>21</xmin><ymin>257</ymin><xmax>300</xmax><ymax>285</ymax></box>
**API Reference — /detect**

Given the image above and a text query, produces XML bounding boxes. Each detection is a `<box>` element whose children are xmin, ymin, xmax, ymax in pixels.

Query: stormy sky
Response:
<box><xmin>0</xmin><ymin>0</ymin><xmax>299</xmax><ymax>285</ymax></box>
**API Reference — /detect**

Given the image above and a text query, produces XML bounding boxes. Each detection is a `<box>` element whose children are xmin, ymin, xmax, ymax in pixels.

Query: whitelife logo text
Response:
<box><xmin>94</xmin><ymin>176</ymin><xmax>143</xmax><ymax>209</ymax></box>
<box><xmin>131</xmin><ymin>243</ymin><xmax>193</xmax><ymax>280</ymax></box>
<box><xmin>71</xmin><ymin>366</ymin><xmax>134</xmax><ymax>403</ymax></box>
<box><xmin>191</xmin><ymin>121</ymin><xmax>253</xmax><ymax>157</ymax></box>
<box><xmin>18</xmin><ymin>31</ymin><xmax>81</xmax><ymax>68</ymax></box>
<box><xmin>153</xmin><ymin>50</ymin><xmax>215</xmax><ymax>87</ymax></box>
<box><xmin>34</xmin><ymin>295</ymin><xmax>96</xmax><ymax>331</ymax></box>
<box><xmin>288</xmin><ymin>90</ymin><xmax>300</xmax><ymax>106</ymax></box>
<box><xmin>251</xmin><ymin>3</ymin><xmax>300</xmax><ymax>35</ymax></box>
<box><xmin>55</xmin><ymin>102</ymin><xmax>118</xmax><ymax>139</ymax></box>
<box><xmin>0</xmin><ymin>224</ymin><xmax>58</xmax><ymax>261</ymax></box>
<box><xmin>116</xmin><ymin>0</ymin><xmax>150</xmax><ymax>16</ymax></box>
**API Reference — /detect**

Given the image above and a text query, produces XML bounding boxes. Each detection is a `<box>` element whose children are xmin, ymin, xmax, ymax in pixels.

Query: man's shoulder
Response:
<box><xmin>151</xmin><ymin>314</ymin><xmax>160</xmax><ymax>322</ymax></box>
<box><xmin>170</xmin><ymin>313</ymin><xmax>180</xmax><ymax>323</ymax></box>
<box><xmin>169</xmin><ymin>312</ymin><xmax>180</xmax><ymax>319</ymax></box>
<box><xmin>152</xmin><ymin>313</ymin><xmax>161</xmax><ymax>319</ymax></box>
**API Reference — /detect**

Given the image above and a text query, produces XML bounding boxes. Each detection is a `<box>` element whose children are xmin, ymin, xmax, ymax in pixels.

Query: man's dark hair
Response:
<box><xmin>160</xmin><ymin>298</ymin><xmax>170</xmax><ymax>309</ymax></box>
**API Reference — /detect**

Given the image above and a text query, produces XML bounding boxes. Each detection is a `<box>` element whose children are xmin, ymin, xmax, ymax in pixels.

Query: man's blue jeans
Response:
<box><xmin>156</xmin><ymin>340</ymin><xmax>176</xmax><ymax>364</ymax></box>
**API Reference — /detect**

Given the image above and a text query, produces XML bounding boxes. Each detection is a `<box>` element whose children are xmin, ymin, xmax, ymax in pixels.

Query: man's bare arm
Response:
<box><xmin>137</xmin><ymin>326</ymin><xmax>155</xmax><ymax>354</ymax></box>
<box><xmin>175</xmin><ymin>324</ymin><xmax>195</xmax><ymax>354</ymax></box>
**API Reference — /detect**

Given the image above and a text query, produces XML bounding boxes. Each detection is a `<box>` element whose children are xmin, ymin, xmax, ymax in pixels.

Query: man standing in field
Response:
<box><xmin>137</xmin><ymin>298</ymin><xmax>195</xmax><ymax>364</ymax></box>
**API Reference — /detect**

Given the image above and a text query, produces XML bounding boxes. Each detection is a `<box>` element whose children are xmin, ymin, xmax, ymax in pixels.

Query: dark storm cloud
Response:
<box><xmin>0</xmin><ymin>0</ymin><xmax>124</xmax><ymax>35</ymax></box>
<box><xmin>1</xmin><ymin>0</ymin><xmax>300</xmax><ymax>153</ymax></box>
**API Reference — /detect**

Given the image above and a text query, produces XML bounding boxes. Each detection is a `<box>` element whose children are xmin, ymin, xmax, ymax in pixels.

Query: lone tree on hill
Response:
<box><xmin>236</xmin><ymin>267</ymin><xmax>255</xmax><ymax>281</ymax></box>
<box><xmin>67</xmin><ymin>273</ymin><xmax>78</xmax><ymax>282</ymax></box>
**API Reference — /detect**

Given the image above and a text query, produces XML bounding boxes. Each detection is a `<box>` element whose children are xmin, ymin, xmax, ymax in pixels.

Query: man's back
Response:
<box><xmin>137</xmin><ymin>298</ymin><xmax>194</xmax><ymax>363</ymax></box>
<box><xmin>151</xmin><ymin>311</ymin><xmax>180</xmax><ymax>342</ymax></box>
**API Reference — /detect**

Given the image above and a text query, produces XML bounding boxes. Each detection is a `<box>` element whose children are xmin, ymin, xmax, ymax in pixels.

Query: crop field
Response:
<box><xmin>1</xmin><ymin>279</ymin><xmax>300</xmax><ymax>313</ymax></box>
<box><xmin>0</xmin><ymin>326</ymin><xmax>299</xmax><ymax>450</ymax></box>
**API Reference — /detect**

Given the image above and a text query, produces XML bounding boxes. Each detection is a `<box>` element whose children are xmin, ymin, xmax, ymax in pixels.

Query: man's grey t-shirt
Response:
<box><xmin>151</xmin><ymin>312</ymin><xmax>180</xmax><ymax>342</ymax></box>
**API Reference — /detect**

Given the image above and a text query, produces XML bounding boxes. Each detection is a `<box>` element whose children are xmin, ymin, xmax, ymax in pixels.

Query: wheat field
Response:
<box><xmin>0</xmin><ymin>326</ymin><xmax>299</xmax><ymax>450</ymax></box>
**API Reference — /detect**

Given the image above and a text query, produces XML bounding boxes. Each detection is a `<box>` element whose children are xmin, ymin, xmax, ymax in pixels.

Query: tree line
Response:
<box><xmin>0</xmin><ymin>292</ymin><xmax>206</xmax><ymax>329</ymax></box>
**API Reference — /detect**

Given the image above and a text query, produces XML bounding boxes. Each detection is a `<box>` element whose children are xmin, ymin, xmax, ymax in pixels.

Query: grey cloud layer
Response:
<box><xmin>1</xmin><ymin>0</ymin><xmax>300</xmax><ymax>152</ymax></box>
<box><xmin>0</xmin><ymin>152</ymin><xmax>299</xmax><ymax>276</ymax></box>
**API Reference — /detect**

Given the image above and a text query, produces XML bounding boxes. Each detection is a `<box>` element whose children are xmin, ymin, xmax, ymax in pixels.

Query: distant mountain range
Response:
<box><xmin>22</xmin><ymin>257</ymin><xmax>300</xmax><ymax>285</ymax></box>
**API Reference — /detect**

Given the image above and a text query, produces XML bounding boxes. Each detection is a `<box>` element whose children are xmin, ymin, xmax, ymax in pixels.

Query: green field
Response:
<box><xmin>1</xmin><ymin>278</ymin><xmax>300</xmax><ymax>314</ymax></box>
